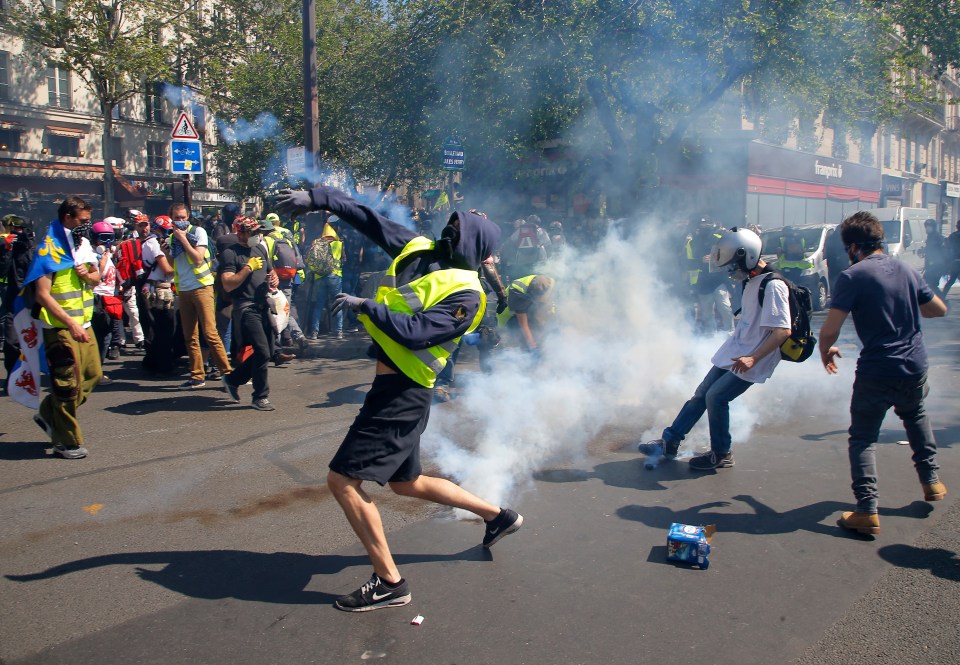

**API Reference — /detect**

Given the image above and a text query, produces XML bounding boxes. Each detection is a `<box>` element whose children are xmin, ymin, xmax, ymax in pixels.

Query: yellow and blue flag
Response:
<box><xmin>7</xmin><ymin>220</ymin><xmax>76</xmax><ymax>409</ymax></box>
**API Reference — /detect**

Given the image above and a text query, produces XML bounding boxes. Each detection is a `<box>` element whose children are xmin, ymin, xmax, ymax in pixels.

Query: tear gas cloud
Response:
<box><xmin>423</xmin><ymin>221</ymin><xmax>856</xmax><ymax>510</ymax></box>
<box><xmin>217</xmin><ymin>112</ymin><xmax>282</xmax><ymax>145</ymax></box>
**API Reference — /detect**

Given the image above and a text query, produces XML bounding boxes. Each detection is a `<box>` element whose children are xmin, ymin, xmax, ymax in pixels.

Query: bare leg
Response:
<box><xmin>389</xmin><ymin>475</ymin><xmax>501</xmax><ymax>522</ymax></box>
<box><xmin>327</xmin><ymin>470</ymin><xmax>401</xmax><ymax>583</ymax></box>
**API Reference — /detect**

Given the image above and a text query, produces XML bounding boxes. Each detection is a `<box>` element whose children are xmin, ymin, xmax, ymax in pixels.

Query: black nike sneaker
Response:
<box><xmin>483</xmin><ymin>508</ymin><xmax>524</xmax><ymax>548</ymax></box>
<box><xmin>335</xmin><ymin>573</ymin><xmax>411</xmax><ymax>612</ymax></box>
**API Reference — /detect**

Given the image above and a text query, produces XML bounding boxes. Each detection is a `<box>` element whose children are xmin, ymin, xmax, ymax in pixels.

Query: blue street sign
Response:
<box><xmin>442</xmin><ymin>138</ymin><xmax>464</xmax><ymax>171</ymax></box>
<box><xmin>170</xmin><ymin>139</ymin><xmax>204</xmax><ymax>174</ymax></box>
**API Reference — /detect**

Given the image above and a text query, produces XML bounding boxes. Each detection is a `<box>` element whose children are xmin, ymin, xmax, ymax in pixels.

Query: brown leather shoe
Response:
<box><xmin>922</xmin><ymin>481</ymin><xmax>947</xmax><ymax>502</ymax></box>
<box><xmin>273</xmin><ymin>352</ymin><xmax>295</xmax><ymax>366</ymax></box>
<box><xmin>838</xmin><ymin>511</ymin><xmax>880</xmax><ymax>535</ymax></box>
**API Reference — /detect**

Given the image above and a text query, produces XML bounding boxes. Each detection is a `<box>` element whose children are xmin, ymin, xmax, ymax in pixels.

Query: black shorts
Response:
<box><xmin>329</xmin><ymin>373</ymin><xmax>433</xmax><ymax>485</ymax></box>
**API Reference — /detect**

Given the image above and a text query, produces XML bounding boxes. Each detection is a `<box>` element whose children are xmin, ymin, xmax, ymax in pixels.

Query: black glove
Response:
<box><xmin>496</xmin><ymin>295</ymin><xmax>508</xmax><ymax>314</ymax></box>
<box><xmin>275</xmin><ymin>189</ymin><xmax>315</xmax><ymax>216</ymax></box>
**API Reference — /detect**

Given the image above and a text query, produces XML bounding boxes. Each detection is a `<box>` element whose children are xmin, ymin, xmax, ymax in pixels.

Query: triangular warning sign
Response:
<box><xmin>517</xmin><ymin>235</ymin><xmax>535</xmax><ymax>249</ymax></box>
<box><xmin>171</xmin><ymin>111</ymin><xmax>199</xmax><ymax>140</ymax></box>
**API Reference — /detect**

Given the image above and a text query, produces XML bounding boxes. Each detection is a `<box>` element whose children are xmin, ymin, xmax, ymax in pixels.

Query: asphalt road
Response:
<box><xmin>0</xmin><ymin>302</ymin><xmax>958</xmax><ymax>665</ymax></box>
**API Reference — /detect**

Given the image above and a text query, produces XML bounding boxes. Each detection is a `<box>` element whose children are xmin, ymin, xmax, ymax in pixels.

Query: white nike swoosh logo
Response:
<box><xmin>372</xmin><ymin>591</ymin><xmax>394</xmax><ymax>601</ymax></box>
<box><xmin>488</xmin><ymin>527</ymin><xmax>500</xmax><ymax>536</ymax></box>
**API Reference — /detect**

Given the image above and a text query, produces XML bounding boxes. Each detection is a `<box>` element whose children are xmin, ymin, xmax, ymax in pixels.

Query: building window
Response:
<box><xmin>49</xmin><ymin>135</ymin><xmax>80</xmax><ymax>157</ymax></box>
<box><xmin>0</xmin><ymin>129</ymin><xmax>21</xmax><ymax>152</ymax></box>
<box><xmin>111</xmin><ymin>103</ymin><xmax>122</xmax><ymax>120</ymax></box>
<box><xmin>147</xmin><ymin>141</ymin><xmax>167</xmax><ymax>169</ymax></box>
<box><xmin>46</xmin><ymin>64</ymin><xmax>71</xmax><ymax>108</ymax></box>
<box><xmin>110</xmin><ymin>136</ymin><xmax>124</xmax><ymax>168</ymax></box>
<box><xmin>145</xmin><ymin>83</ymin><xmax>164</xmax><ymax>124</ymax></box>
<box><xmin>0</xmin><ymin>51</ymin><xmax>9</xmax><ymax>101</ymax></box>
<box><xmin>192</xmin><ymin>103</ymin><xmax>206</xmax><ymax>135</ymax></box>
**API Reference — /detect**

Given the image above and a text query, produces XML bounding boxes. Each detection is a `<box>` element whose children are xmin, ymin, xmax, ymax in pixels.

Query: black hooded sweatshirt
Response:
<box><xmin>308</xmin><ymin>186</ymin><xmax>500</xmax><ymax>365</ymax></box>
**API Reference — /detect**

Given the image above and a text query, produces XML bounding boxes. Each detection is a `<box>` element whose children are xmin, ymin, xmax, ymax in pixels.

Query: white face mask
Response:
<box><xmin>246</xmin><ymin>235</ymin><xmax>261</xmax><ymax>249</ymax></box>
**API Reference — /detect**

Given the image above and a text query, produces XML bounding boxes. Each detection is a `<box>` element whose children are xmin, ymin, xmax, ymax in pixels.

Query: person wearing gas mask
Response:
<box><xmin>218</xmin><ymin>217</ymin><xmax>280</xmax><ymax>411</ymax></box>
<box><xmin>140</xmin><ymin>216</ymin><xmax>177</xmax><ymax>374</ymax></box>
<box><xmin>819</xmin><ymin>211</ymin><xmax>947</xmax><ymax>535</ymax></box>
<box><xmin>30</xmin><ymin>197</ymin><xmax>101</xmax><ymax>459</ymax></box>
<box><xmin>169</xmin><ymin>203</ymin><xmax>232</xmax><ymax>389</ymax></box>
<box><xmin>276</xmin><ymin>186</ymin><xmax>524</xmax><ymax>613</ymax></box>
<box><xmin>1</xmin><ymin>214</ymin><xmax>37</xmax><ymax>381</ymax></box>
<box><xmin>637</xmin><ymin>227</ymin><xmax>791</xmax><ymax>470</ymax></box>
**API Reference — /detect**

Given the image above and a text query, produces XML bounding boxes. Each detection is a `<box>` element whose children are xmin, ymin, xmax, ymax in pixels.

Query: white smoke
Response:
<box><xmin>423</xmin><ymin>214</ymin><xmax>855</xmax><ymax>509</ymax></box>
<box><xmin>216</xmin><ymin>112</ymin><xmax>282</xmax><ymax>145</ymax></box>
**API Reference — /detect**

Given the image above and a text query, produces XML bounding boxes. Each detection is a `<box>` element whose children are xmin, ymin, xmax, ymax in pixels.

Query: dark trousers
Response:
<box><xmin>848</xmin><ymin>372</ymin><xmax>940</xmax><ymax>513</ymax></box>
<box><xmin>226</xmin><ymin>306</ymin><xmax>274</xmax><ymax>400</ymax></box>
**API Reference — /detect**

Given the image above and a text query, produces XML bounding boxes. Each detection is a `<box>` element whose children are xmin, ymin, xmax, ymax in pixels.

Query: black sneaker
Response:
<box><xmin>221</xmin><ymin>377</ymin><xmax>240</xmax><ymax>403</ymax></box>
<box><xmin>482</xmin><ymin>508</ymin><xmax>524</xmax><ymax>548</ymax></box>
<box><xmin>252</xmin><ymin>398</ymin><xmax>275</xmax><ymax>411</ymax></box>
<box><xmin>207</xmin><ymin>367</ymin><xmax>222</xmax><ymax>382</ymax></box>
<box><xmin>335</xmin><ymin>573</ymin><xmax>411</xmax><ymax>612</ymax></box>
<box><xmin>637</xmin><ymin>438</ymin><xmax>680</xmax><ymax>459</ymax></box>
<box><xmin>689</xmin><ymin>450</ymin><xmax>734</xmax><ymax>471</ymax></box>
<box><xmin>179</xmin><ymin>378</ymin><xmax>206</xmax><ymax>389</ymax></box>
<box><xmin>33</xmin><ymin>413</ymin><xmax>53</xmax><ymax>440</ymax></box>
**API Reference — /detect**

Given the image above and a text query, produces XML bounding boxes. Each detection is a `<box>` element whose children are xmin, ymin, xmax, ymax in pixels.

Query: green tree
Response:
<box><xmin>9</xmin><ymin>0</ymin><xmax>183</xmax><ymax>214</ymax></box>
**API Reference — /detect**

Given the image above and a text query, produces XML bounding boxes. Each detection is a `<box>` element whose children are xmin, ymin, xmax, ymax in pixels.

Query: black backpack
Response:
<box><xmin>751</xmin><ymin>271</ymin><xmax>817</xmax><ymax>363</ymax></box>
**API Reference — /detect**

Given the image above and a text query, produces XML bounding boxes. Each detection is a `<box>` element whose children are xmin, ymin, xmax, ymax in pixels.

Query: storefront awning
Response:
<box><xmin>748</xmin><ymin>176</ymin><xmax>880</xmax><ymax>204</ymax></box>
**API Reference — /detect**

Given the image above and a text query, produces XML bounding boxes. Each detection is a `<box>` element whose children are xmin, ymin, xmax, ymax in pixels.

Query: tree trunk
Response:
<box><xmin>101</xmin><ymin>100</ymin><xmax>115</xmax><ymax>216</ymax></box>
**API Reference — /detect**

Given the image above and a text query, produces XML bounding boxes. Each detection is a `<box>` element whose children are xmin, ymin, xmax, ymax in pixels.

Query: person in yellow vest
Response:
<box><xmin>306</xmin><ymin>222</ymin><xmax>344</xmax><ymax>339</ymax></box>
<box><xmin>277</xmin><ymin>185</ymin><xmax>524</xmax><ymax>612</ymax></box>
<box><xmin>170</xmin><ymin>203</ymin><xmax>233</xmax><ymax>389</ymax></box>
<box><xmin>31</xmin><ymin>196</ymin><xmax>101</xmax><ymax>459</ymax></box>
<box><xmin>495</xmin><ymin>274</ymin><xmax>556</xmax><ymax>352</ymax></box>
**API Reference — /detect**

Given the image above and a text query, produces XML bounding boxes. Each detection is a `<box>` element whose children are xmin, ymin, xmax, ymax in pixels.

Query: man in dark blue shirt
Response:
<box><xmin>819</xmin><ymin>211</ymin><xmax>947</xmax><ymax>535</ymax></box>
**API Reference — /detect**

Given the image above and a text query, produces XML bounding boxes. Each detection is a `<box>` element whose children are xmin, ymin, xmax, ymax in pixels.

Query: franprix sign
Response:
<box><xmin>442</xmin><ymin>138</ymin><xmax>464</xmax><ymax>171</ymax></box>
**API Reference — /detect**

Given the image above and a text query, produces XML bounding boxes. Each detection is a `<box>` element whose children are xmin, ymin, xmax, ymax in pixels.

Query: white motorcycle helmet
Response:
<box><xmin>708</xmin><ymin>227</ymin><xmax>762</xmax><ymax>274</ymax></box>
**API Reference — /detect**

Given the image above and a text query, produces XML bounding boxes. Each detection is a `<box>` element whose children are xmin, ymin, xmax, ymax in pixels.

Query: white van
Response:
<box><xmin>760</xmin><ymin>224</ymin><xmax>844</xmax><ymax>310</ymax></box>
<box><xmin>862</xmin><ymin>207</ymin><xmax>930</xmax><ymax>271</ymax></box>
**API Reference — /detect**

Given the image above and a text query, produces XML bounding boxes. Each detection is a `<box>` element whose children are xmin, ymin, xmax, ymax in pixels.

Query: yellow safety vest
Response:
<box><xmin>685</xmin><ymin>238</ymin><xmax>699</xmax><ymax>286</ymax></box>
<box><xmin>496</xmin><ymin>274</ymin><xmax>537</xmax><ymax>327</ymax></box>
<box><xmin>40</xmin><ymin>265</ymin><xmax>94</xmax><ymax>328</ymax></box>
<box><xmin>360</xmin><ymin>237</ymin><xmax>485</xmax><ymax>388</ymax></box>
<box><xmin>172</xmin><ymin>225</ymin><xmax>214</xmax><ymax>288</ymax></box>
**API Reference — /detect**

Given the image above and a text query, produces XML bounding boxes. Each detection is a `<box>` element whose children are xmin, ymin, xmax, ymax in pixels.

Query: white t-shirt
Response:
<box><xmin>172</xmin><ymin>226</ymin><xmax>209</xmax><ymax>292</ymax></box>
<box><xmin>141</xmin><ymin>236</ymin><xmax>173</xmax><ymax>281</ymax></box>
<box><xmin>93</xmin><ymin>249</ymin><xmax>118</xmax><ymax>296</ymax></box>
<box><xmin>711</xmin><ymin>273</ymin><xmax>791</xmax><ymax>383</ymax></box>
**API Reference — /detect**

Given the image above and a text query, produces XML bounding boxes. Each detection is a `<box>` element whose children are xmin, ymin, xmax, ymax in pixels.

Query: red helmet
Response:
<box><xmin>152</xmin><ymin>215</ymin><xmax>174</xmax><ymax>231</ymax></box>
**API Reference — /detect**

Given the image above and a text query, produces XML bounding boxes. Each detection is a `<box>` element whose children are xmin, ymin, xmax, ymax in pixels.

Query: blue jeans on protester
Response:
<box><xmin>310</xmin><ymin>273</ymin><xmax>342</xmax><ymax>336</ymax></box>
<box><xmin>661</xmin><ymin>365</ymin><xmax>753</xmax><ymax>455</ymax></box>
<box><xmin>847</xmin><ymin>372</ymin><xmax>940</xmax><ymax>514</ymax></box>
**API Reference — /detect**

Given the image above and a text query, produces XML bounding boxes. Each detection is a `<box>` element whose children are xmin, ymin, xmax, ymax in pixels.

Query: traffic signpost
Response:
<box><xmin>170</xmin><ymin>139</ymin><xmax>203</xmax><ymax>174</ymax></box>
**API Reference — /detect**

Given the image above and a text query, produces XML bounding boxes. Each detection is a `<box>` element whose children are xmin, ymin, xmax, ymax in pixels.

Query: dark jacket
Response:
<box><xmin>308</xmin><ymin>186</ymin><xmax>499</xmax><ymax>351</ymax></box>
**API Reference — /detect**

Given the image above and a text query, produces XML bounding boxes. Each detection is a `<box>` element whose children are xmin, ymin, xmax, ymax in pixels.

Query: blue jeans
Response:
<box><xmin>848</xmin><ymin>372</ymin><xmax>940</xmax><ymax>514</ymax></box>
<box><xmin>310</xmin><ymin>273</ymin><xmax>342</xmax><ymax>336</ymax></box>
<box><xmin>662</xmin><ymin>365</ymin><xmax>753</xmax><ymax>455</ymax></box>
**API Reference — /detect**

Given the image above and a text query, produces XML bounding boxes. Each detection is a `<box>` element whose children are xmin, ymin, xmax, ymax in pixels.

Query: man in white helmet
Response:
<box><xmin>638</xmin><ymin>227</ymin><xmax>792</xmax><ymax>470</ymax></box>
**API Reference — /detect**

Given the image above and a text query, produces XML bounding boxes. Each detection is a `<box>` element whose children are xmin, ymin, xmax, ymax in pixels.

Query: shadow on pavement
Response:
<box><xmin>0</xmin><ymin>441</ymin><xmax>49</xmax><ymax>459</ymax></box>
<box><xmin>5</xmin><ymin>547</ymin><xmax>491</xmax><ymax>604</ymax></box>
<box><xmin>617</xmin><ymin>495</ymin><xmax>933</xmax><ymax>538</ymax></box>
<box><xmin>308</xmin><ymin>383</ymin><xmax>368</xmax><ymax>408</ymax></box>
<box><xmin>877</xmin><ymin>543</ymin><xmax>960</xmax><ymax>581</ymax></box>
<box><xmin>104</xmin><ymin>395</ymin><xmax>230</xmax><ymax>415</ymax></box>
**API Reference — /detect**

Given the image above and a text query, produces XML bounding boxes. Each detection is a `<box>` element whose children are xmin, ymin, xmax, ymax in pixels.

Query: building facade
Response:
<box><xmin>0</xmin><ymin>31</ymin><xmax>236</xmax><ymax>222</ymax></box>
